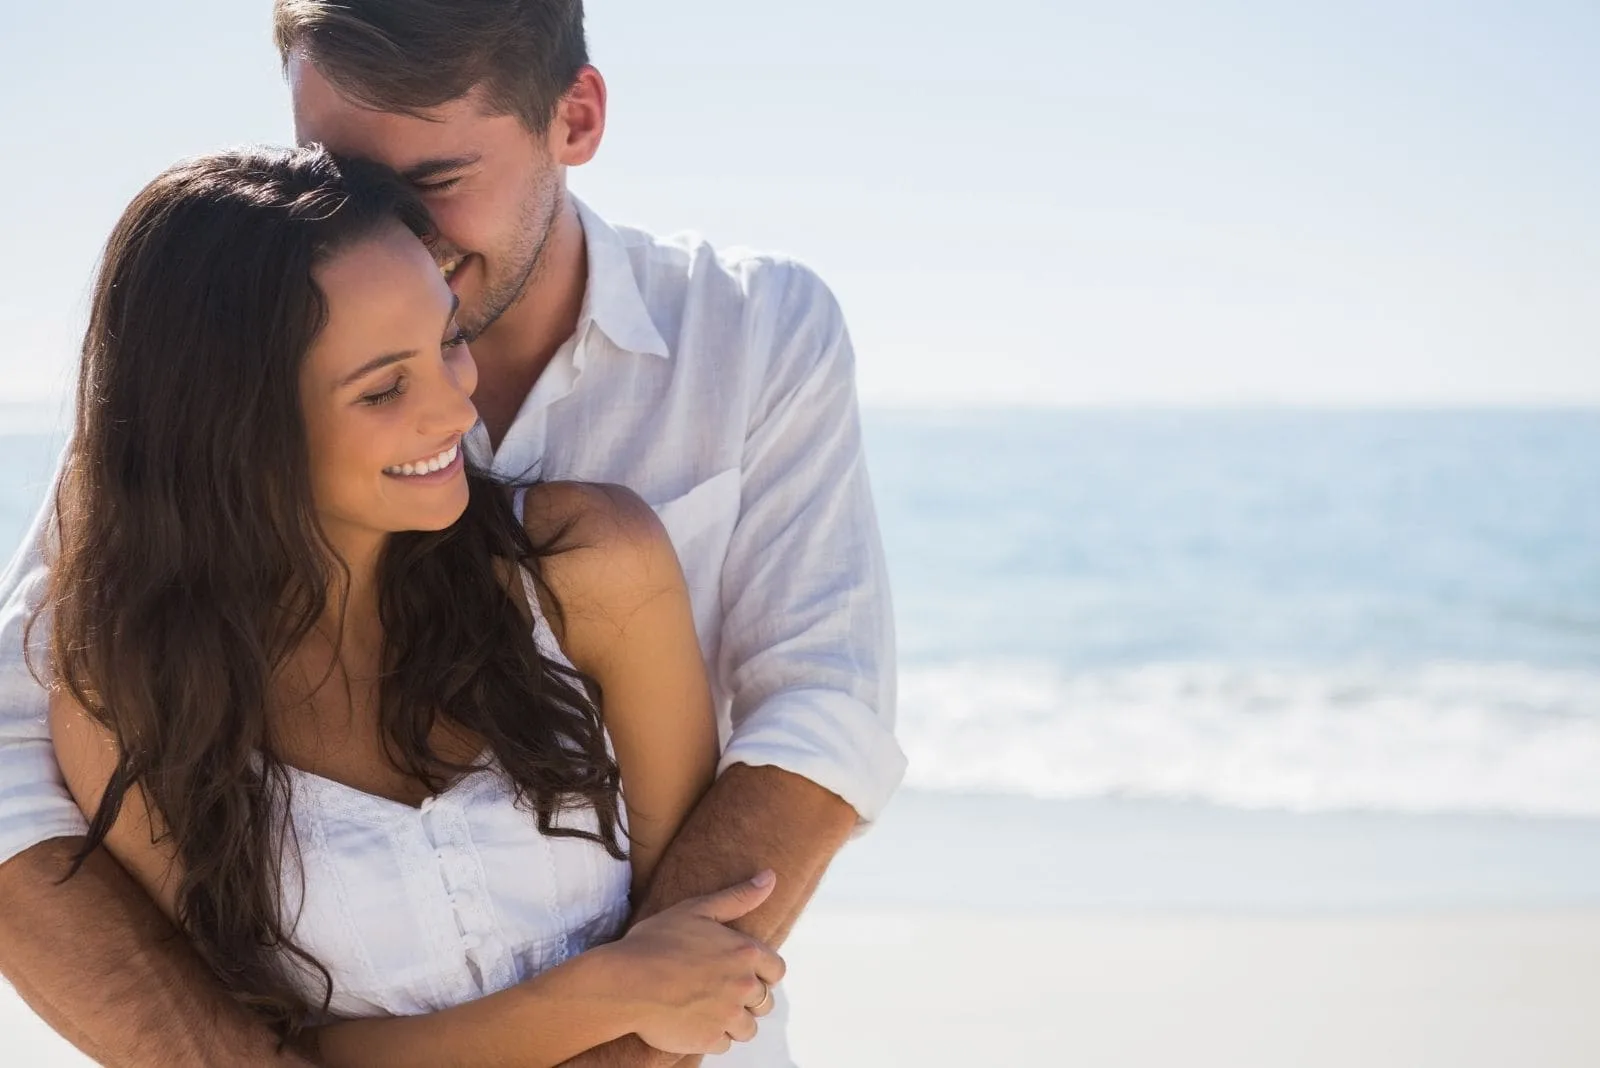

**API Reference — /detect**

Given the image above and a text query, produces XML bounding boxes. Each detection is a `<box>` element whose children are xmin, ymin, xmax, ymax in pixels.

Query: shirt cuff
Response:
<box><xmin>717</xmin><ymin>687</ymin><xmax>907</xmax><ymax>832</ymax></box>
<box><xmin>0</xmin><ymin>734</ymin><xmax>90</xmax><ymax>867</ymax></box>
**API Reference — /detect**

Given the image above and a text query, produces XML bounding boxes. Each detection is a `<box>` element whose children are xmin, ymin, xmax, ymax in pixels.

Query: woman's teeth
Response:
<box><xmin>384</xmin><ymin>443</ymin><xmax>459</xmax><ymax>478</ymax></box>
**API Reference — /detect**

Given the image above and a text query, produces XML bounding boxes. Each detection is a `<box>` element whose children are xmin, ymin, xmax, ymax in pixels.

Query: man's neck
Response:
<box><xmin>470</xmin><ymin>196</ymin><xmax>589</xmax><ymax>448</ymax></box>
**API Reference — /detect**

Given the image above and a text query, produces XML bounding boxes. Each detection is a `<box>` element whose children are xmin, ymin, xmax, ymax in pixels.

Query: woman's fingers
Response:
<box><xmin>727</xmin><ymin>1011</ymin><xmax>760</xmax><ymax>1043</ymax></box>
<box><xmin>754</xmin><ymin>944</ymin><xmax>786</xmax><ymax>987</ymax></box>
<box><xmin>686</xmin><ymin>870</ymin><xmax>777</xmax><ymax>924</ymax></box>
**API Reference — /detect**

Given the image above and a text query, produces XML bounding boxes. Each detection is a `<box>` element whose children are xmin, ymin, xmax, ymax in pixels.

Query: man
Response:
<box><xmin>0</xmin><ymin>2</ymin><xmax>904</xmax><ymax>1065</ymax></box>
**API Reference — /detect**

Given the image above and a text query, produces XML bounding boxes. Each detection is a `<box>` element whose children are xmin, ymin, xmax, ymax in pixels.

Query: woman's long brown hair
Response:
<box><xmin>34</xmin><ymin>146</ymin><xmax>623</xmax><ymax>1036</ymax></box>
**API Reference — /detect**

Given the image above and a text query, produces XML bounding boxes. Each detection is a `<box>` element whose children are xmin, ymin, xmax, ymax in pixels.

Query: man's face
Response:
<box><xmin>289</xmin><ymin>55</ymin><xmax>563</xmax><ymax>341</ymax></box>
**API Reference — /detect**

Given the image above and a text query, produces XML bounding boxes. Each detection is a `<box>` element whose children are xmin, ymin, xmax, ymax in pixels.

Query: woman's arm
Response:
<box><xmin>310</xmin><ymin>874</ymin><xmax>779</xmax><ymax>1068</ymax></box>
<box><xmin>522</xmin><ymin>482</ymin><xmax>720</xmax><ymax>897</ymax></box>
<box><xmin>312</xmin><ymin>940</ymin><xmax>642</xmax><ymax>1067</ymax></box>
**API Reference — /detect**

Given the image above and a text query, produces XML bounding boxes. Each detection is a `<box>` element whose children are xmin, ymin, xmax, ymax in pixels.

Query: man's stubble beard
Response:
<box><xmin>461</xmin><ymin>168</ymin><xmax>565</xmax><ymax>343</ymax></box>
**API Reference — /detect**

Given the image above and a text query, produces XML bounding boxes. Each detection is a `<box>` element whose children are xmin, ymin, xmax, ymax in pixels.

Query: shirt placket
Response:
<box><xmin>485</xmin><ymin>326</ymin><xmax>595</xmax><ymax>482</ymax></box>
<box><xmin>418</xmin><ymin>793</ymin><xmax>511</xmax><ymax>1000</ymax></box>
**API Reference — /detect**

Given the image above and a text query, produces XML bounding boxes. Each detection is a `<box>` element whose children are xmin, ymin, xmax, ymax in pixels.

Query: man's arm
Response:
<box><xmin>632</xmin><ymin>765</ymin><xmax>855</xmax><ymax>945</ymax></box>
<box><xmin>0</xmin><ymin>839</ymin><xmax>317</xmax><ymax>1067</ymax></box>
<box><xmin>560</xmin><ymin>260</ymin><xmax>906</xmax><ymax>1068</ymax></box>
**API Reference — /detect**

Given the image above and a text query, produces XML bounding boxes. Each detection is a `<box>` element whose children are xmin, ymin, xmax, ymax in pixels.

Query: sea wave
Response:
<box><xmin>899</xmin><ymin>660</ymin><xmax>1600</xmax><ymax>817</ymax></box>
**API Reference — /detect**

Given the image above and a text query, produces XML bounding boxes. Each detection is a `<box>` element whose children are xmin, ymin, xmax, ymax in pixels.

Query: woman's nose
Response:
<box><xmin>452</xmin><ymin>341</ymin><xmax>480</xmax><ymax>399</ymax></box>
<box><xmin>418</xmin><ymin>348</ymin><xmax>480</xmax><ymax>438</ymax></box>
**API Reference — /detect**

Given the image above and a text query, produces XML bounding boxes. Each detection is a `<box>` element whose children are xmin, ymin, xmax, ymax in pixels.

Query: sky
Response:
<box><xmin>1</xmin><ymin>0</ymin><xmax>1597</xmax><ymax>410</ymax></box>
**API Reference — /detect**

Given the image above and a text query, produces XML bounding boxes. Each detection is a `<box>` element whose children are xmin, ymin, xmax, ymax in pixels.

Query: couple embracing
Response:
<box><xmin>0</xmin><ymin>3</ymin><xmax>904</xmax><ymax>1066</ymax></box>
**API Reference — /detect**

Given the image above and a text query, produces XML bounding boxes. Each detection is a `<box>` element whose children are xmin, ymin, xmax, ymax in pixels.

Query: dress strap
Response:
<box><xmin>517</xmin><ymin>565</ymin><xmax>543</xmax><ymax>627</ymax></box>
<box><xmin>507</xmin><ymin>485</ymin><xmax>573</xmax><ymax>668</ymax></box>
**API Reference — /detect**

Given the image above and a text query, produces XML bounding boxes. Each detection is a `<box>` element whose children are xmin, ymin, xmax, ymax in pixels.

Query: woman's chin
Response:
<box><xmin>390</xmin><ymin>493</ymin><xmax>471</xmax><ymax>534</ymax></box>
<box><xmin>414</xmin><ymin>507</ymin><xmax>470</xmax><ymax>533</ymax></box>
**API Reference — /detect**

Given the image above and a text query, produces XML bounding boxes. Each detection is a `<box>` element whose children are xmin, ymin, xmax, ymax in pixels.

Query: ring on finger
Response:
<box><xmin>749</xmin><ymin>980</ymin><xmax>772</xmax><ymax>1013</ymax></box>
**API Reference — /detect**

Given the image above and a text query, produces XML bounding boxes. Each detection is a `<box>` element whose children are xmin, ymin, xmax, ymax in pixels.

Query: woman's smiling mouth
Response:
<box><xmin>383</xmin><ymin>441</ymin><xmax>461</xmax><ymax>479</ymax></box>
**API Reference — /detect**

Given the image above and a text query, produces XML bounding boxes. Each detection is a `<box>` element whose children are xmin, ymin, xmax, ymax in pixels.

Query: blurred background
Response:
<box><xmin>3</xmin><ymin>2</ymin><xmax>1598</xmax><ymax>1066</ymax></box>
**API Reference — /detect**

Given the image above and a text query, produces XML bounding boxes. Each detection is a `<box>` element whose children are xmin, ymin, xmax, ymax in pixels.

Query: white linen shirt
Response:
<box><xmin>471</xmin><ymin>198</ymin><xmax>905</xmax><ymax>817</ymax></box>
<box><xmin>0</xmin><ymin>198</ymin><xmax>905</xmax><ymax>1065</ymax></box>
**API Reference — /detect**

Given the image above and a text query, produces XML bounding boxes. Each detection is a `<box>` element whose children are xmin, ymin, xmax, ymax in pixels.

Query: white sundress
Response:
<box><xmin>272</xmin><ymin>567</ymin><xmax>633</xmax><ymax>1019</ymax></box>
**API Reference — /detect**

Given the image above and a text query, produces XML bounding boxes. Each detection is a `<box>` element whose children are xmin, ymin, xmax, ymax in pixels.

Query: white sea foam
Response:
<box><xmin>899</xmin><ymin>660</ymin><xmax>1600</xmax><ymax>817</ymax></box>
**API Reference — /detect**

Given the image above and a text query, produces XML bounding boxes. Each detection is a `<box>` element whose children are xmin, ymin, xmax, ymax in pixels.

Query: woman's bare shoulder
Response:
<box><xmin>521</xmin><ymin>481</ymin><xmax>664</xmax><ymax>556</ymax></box>
<box><xmin>520</xmin><ymin>482</ymin><xmax>684</xmax><ymax>667</ymax></box>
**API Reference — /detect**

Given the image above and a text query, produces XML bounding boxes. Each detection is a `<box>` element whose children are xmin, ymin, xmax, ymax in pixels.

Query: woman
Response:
<box><xmin>38</xmin><ymin>145</ymin><xmax>782</xmax><ymax>1065</ymax></box>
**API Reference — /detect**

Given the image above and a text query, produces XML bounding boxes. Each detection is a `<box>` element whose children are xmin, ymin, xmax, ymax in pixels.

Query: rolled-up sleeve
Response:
<box><xmin>0</xmin><ymin>489</ymin><xmax>88</xmax><ymax>866</ymax></box>
<box><xmin>713</xmin><ymin>261</ymin><xmax>906</xmax><ymax>826</ymax></box>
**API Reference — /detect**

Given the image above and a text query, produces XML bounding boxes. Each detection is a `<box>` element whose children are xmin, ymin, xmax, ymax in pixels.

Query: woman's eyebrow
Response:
<box><xmin>338</xmin><ymin>349</ymin><xmax>416</xmax><ymax>389</ymax></box>
<box><xmin>336</xmin><ymin>297</ymin><xmax>461</xmax><ymax>390</ymax></box>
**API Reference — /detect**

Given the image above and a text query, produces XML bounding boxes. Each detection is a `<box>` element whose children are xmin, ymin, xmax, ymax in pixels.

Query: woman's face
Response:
<box><xmin>299</xmin><ymin>222</ymin><xmax>480</xmax><ymax>554</ymax></box>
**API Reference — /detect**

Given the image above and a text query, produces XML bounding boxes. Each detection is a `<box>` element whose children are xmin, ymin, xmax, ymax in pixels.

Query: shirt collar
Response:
<box><xmin>573</xmin><ymin>195</ymin><xmax>671</xmax><ymax>360</ymax></box>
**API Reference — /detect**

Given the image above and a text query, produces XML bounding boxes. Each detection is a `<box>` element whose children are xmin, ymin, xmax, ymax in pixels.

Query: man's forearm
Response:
<box><xmin>0</xmin><ymin>837</ymin><xmax>316</xmax><ymax>1068</ymax></box>
<box><xmin>558</xmin><ymin>763</ymin><xmax>859</xmax><ymax>1068</ymax></box>
<box><xmin>633</xmin><ymin>764</ymin><xmax>856</xmax><ymax>943</ymax></box>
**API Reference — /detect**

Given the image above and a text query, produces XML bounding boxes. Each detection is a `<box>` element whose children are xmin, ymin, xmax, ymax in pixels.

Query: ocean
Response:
<box><xmin>5</xmin><ymin>408</ymin><xmax>1598</xmax><ymax>821</ymax></box>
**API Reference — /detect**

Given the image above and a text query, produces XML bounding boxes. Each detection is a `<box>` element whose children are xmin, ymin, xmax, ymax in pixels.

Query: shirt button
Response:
<box><xmin>461</xmin><ymin>933</ymin><xmax>483</xmax><ymax>951</ymax></box>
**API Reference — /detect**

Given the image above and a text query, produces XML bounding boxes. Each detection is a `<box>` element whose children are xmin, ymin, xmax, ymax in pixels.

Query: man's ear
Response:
<box><xmin>550</xmin><ymin>66</ymin><xmax>607</xmax><ymax>167</ymax></box>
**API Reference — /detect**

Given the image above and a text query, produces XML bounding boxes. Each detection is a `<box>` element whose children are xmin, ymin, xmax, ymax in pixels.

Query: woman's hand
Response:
<box><xmin>606</xmin><ymin>870</ymin><xmax>786</xmax><ymax>1056</ymax></box>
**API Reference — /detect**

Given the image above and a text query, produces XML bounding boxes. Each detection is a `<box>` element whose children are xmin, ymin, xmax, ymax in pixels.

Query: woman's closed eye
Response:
<box><xmin>359</xmin><ymin>377</ymin><xmax>408</xmax><ymax>407</ymax></box>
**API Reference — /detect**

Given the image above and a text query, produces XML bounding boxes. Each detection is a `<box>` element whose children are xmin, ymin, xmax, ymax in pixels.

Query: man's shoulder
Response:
<box><xmin>606</xmin><ymin>216</ymin><xmax>837</xmax><ymax>318</ymax></box>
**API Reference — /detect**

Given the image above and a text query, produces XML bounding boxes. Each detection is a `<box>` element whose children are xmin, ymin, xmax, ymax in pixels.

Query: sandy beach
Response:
<box><xmin>783</xmin><ymin>907</ymin><xmax>1600</xmax><ymax>1068</ymax></box>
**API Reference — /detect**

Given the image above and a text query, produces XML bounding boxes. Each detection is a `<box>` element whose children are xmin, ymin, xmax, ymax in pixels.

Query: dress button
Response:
<box><xmin>461</xmin><ymin>933</ymin><xmax>482</xmax><ymax>951</ymax></box>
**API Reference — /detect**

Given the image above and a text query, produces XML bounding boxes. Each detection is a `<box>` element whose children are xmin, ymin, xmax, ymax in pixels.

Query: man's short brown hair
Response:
<box><xmin>273</xmin><ymin>0</ymin><xmax>588</xmax><ymax>132</ymax></box>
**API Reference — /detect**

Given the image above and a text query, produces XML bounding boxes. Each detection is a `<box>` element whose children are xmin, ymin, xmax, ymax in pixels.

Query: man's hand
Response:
<box><xmin>0</xmin><ymin>837</ymin><xmax>316</xmax><ymax>1068</ymax></box>
<box><xmin>558</xmin><ymin>763</ymin><xmax>858</xmax><ymax>1067</ymax></box>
